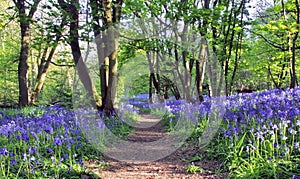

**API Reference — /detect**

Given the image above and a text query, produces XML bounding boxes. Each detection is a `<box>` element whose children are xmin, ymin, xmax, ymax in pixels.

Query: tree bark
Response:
<box><xmin>196</xmin><ymin>38</ymin><xmax>208</xmax><ymax>101</ymax></box>
<box><xmin>14</xmin><ymin>0</ymin><xmax>41</xmax><ymax>106</ymax></box>
<box><xmin>90</xmin><ymin>0</ymin><xmax>108</xmax><ymax>109</ymax></box>
<box><xmin>290</xmin><ymin>0</ymin><xmax>299</xmax><ymax>88</ymax></box>
<box><xmin>100</xmin><ymin>0</ymin><xmax>123</xmax><ymax>112</ymax></box>
<box><xmin>229</xmin><ymin>1</ymin><xmax>245</xmax><ymax>94</ymax></box>
<box><xmin>30</xmin><ymin>18</ymin><xmax>66</xmax><ymax>104</ymax></box>
<box><xmin>58</xmin><ymin>0</ymin><xmax>101</xmax><ymax>108</ymax></box>
<box><xmin>18</xmin><ymin>22</ymin><xmax>30</xmax><ymax>106</ymax></box>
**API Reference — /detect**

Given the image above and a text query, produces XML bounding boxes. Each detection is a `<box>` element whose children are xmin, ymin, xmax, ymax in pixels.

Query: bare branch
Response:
<box><xmin>51</xmin><ymin>61</ymin><xmax>73</xmax><ymax>67</ymax></box>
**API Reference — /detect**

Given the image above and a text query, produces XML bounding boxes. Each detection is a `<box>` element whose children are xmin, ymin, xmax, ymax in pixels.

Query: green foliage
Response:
<box><xmin>0</xmin><ymin>1</ymin><xmax>20</xmax><ymax>105</ymax></box>
<box><xmin>103</xmin><ymin>116</ymin><xmax>133</xmax><ymax>139</ymax></box>
<box><xmin>118</xmin><ymin>53</ymin><xmax>149</xmax><ymax>97</ymax></box>
<box><xmin>129</xmin><ymin>75</ymin><xmax>150</xmax><ymax>96</ymax></box>
<box><xmin>186</xmin><ymin>164</ymin><xmax>203</xmax><ymax>173</ymax></box>
<box><xmin>191</xmin><ymin>114</ymin><xmax>300</xmax><ymax>178</ymax></box>
<box><xmin>37</xmin><ymin>68</ymin><xmax>74</xmax><ymax>107</ymax></box>
<box><xmin>161</xmin><ymin>112</ymin><xmax>177</xmax><ymax>132</ymax></box>
<box><xmin>247</xmin><ymin>0</ymin><xmax>300</xmax><ymax>89</ymax></box>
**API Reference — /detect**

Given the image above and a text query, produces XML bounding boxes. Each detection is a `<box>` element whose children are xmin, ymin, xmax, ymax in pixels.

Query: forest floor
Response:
<box><xmin>84</xmin><ymin>114</ymin><xmax>228</xmax><ymax>179</ymax></box>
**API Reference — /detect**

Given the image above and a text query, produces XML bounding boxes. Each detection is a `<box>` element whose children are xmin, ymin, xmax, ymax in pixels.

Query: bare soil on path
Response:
<box><xmin>84</xmin><ymin>114</ymin><xmax>227</xmax><ymax>179</ymax></box>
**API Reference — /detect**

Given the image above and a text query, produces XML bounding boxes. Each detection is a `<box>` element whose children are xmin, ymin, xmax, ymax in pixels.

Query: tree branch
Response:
<box><xmin>28</xmin><ymin>0</ymin><xmax>41</xmax><ymax>18</ymax></box>
<box><xmin>248</xmin><ymin>29</ymin><xmax>285</xmax><ymax>50</ymax></box>
<box><xmin>51</xmin><ymin>61</ymin><xmax>74</xmax><ymax>67</ymax></box>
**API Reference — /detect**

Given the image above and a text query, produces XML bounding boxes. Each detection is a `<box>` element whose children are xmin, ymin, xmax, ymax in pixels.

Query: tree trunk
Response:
<box><xmin>290</xmin><ymin>0</ymin><xmax>299</xmax><ymax>88</ymax></box>
<box><xmin>30</xmin><ymin>17</ymin><xmax>66</xmax><ymax>104</ymax></box>
<box><xmin>58</xmin><ymin>0</ymin><xmax>101</xmax><ymax>108</ymax></box>
<box><xmin>14</xmin><ymin>0</ymin><xmax>41</xmax><ymax>106</ymax></box>
<box><xmin>196</xmin><ymin>38</ymin><xmax>207</xmax><ymax>101</ymax></box>
<box><xmin>30</xmin><ymin>46</ymin><xmax>56</xmax><ymax>104</ymax></box>
<box><xmin>101</xmin><ymin>0</ymin><xmax>123</xmax><ymax>112</ymax></box>
<box><xmin>149</xmin><ymin>73</ymin><xmax>153</xmax><ymax>103</ymax></box>
<box><xmin>18</xmin><ymin>22</ymin><xmax>30</xmax><ymax>106</ymax></box>
<box><xmin>229</xmin><ymin>2</ymin><xmax>245</xmax><ymax>94</ymax></box>
<box><xmin>146</xmin><ymin>52</ymin><xmax>160</xmax><ymax>101</ymax></box>
<box><xmin>104</xmin><ymin>30</ymin><xmax>119</xmax><ymax>111</ymax></box>
<box><xmin>180</xmin><ymin>24</ymin><xmax>194</xmax><ymax>102</ymax></box>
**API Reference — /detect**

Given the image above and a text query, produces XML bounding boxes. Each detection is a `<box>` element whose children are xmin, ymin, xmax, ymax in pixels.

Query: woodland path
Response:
<box><xmin>84</xmin><ymin>114</ymin><xmax>227</xmax><ymax>179</ymax></box>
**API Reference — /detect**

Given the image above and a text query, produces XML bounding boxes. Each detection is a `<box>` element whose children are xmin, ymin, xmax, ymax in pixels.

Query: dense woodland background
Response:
<box><xmin>0</xmin><ymin>0</ymin><xmax>299</xmax><ymax>109</ymax></box>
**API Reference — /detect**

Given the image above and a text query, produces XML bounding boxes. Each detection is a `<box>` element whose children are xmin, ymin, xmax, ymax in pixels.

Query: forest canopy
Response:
<box><xmin>0</xmin><ymin>0</ymin><xmax>299</xmax><ymax>108</ymax></box>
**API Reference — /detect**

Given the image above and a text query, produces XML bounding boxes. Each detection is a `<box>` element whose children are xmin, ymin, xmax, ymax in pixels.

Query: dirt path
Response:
<box><xmin>84</xmin><ymin>114</ymin><xmax>227</xmax><ymax>179</ymax></box>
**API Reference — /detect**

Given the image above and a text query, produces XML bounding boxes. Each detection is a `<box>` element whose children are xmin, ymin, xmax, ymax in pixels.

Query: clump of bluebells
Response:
<box><xmin>0</xmin><ymin>102</ymin><xmax>137</xmax><ymax>178</ymax></box>
<box><xmin>137</xmin><ymin>87</ymin><xmax>300</xmax><ymax>178</ymax></box>
<box><xmin>0</xmin><ymin>105</ymin><xmax>88</xmax><ymax>178</ymax></box>
<box><xmin>219</xmin><ymin>87</ymin><xmax>300</xmax><ymax>178</ymax></box>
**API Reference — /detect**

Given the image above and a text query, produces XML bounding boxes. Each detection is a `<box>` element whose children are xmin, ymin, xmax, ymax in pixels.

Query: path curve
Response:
<box><xmin>84</xmin><ymin>114</ymin><xmax>227</xmax><ymax>178</ymax></box>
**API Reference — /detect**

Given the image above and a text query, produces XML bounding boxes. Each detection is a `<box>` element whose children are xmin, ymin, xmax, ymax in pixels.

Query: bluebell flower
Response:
<box><xmin>67</xmin><ymin>143</ymin><xmax>71</xmax><ymax>151</ymax></box>
<box><xmin>9</xmin><ymin>152</ymin><xmax>15</xmax><ymax>157</ymax></box>
<box><xmin>45</xmin><ymin>127</ymin><xmax>53</xmax><ymax>135</ymax></box>
<box><xmin>282</xmin><ymin>136</ymin><xmax>288</xmax><ymax>141</ymax></box>
<box><xmin>76</xmin><ymin>144</ymin><xmax>82</xmax><ymax>149</ymax></box>
<box><xmin>16</xmin><ymin>135</ymin><xmax>21</xmax><ymax>140</ymax></box>
<box><xmin>50</xmin><ymin>156</ymin><xmax>55</xmax><ymax>163</ymax></box>
<box><xmin>246</xmin><ymin>146</ymin><xmax>249</xmax><ymax>153</ymax></box>
<box><xmin>22</xmin><ymin>153</ymin><xmax>27</xmax><ymax>161</ymax></box>
<box><xmin>30</xmin><ymin>131</ymin><xmax>38</xmax><ymax>139</ymax></box>
<box><xmin>297</xmin><ymin>120</ymin><xmax>300</xmax><ymax>126</ymax></box>
<box><xmin>53</xmin><ymin>137</ymin><xmax>62</xmax><ymax>146</ymax></box>
<box><xmin>63</xmin><ymin>153</ymin><xmax>69</xmax><ymax>160</ymax></box>
<box><xmin>272</xmin><ymin>124</ymin><xmax>278</xmax><ymax>130</ymax></box>
<box><xmin>59</xmin><ymin>157</ymin><xmax>64</xmax><ymax>163</ymax></box>
<box><xmin>288</xmin><ymin>128</ymin><xmax>297</xmax><ymax>135</ymax></box>
<box><xmin>47</xmin><ymin>148</ymin><xmax>54</xmax><ymax>154</ymax></box>
<box><xmin>292</xmin><ymin>175</ymin><xmax>300</xmax><ymax>179</ymax></box>
<box><xmin>76</xmin><ymin>158</ymin><xmax>84</xmax><ymax>166</ymax></box>
<box><xmin>294</xmin><ymin>142</ymin><xmax>299</xmax><ymax>149</ymax></box>
<box><xmin>28</xmin><ymin>146</ymin><xmax>38</xmax><ymax>155</ymax></box>
<box><xmin>0</xmin><ymin>147</ymin><xmax>9</xmax><ymax>156</ymax></box>
<box><xmin>21</xmin><ymin>132</ymin><xmax>30</xmax><ymax>142</ymax></box>
<box><xmin>30</xmin><ymin>156</ymin><xmax>36</xmax><ymax>161</ymax></box>
<box><xmin>10</xmin><ymin>158</ymin><xmax>17</xmax><ymax>167</ymax></box>
<box><xmin>76</xmin><ymin>136</ymin><xmax>81</xmax><ymax>141</ymax></box>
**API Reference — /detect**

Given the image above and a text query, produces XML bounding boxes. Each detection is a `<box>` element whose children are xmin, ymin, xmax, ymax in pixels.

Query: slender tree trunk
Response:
<box><xmin>30</xmin><ymin>46</ymin><xmax>56</xmax><ymax>104</ymax></box>
<box><xmin>18</xmin><ymin>22</ymin><xmax>30</xmax><ymax>106</ymax></box>
<box><xmin>149</xmin><ymin>73</ymin><xmax>153</xmax><ymax>103</ymax></box>
<box><xmin>290</xmin><ymin>45</ymin><xmax>297</xmax><ymax>88</ymax></box>
<box><xmin>224</xmin><ymin>1</ymin><xmax>241</xmax><ymax>96</ymax></box>
<box><xmin>30</xmin><ymin>17</ymin><xmax>66</xmax><ymax>104</ymax></box>
<box><xmin>229</xmin><ymin>32</ymin><xmax>241</xmax><ymax>94</ymax></box>
<box><xmin>14</xmin><ymin>0</ymin><xmax>41</xmax><ymax>106</ymax></box>
<box><xmin>290</xmin><ymin>0</ymin><xmax>299</xmax><ymax>88</ymax></box>
<box><xmin>267</xmin><ymin>64</ymin><xmax>281</xmax><ymax>89</ymax></box>
<box><xmin>230</xmin><ymin>2</ymin><xmax>245</xmax><ymax>94</ymax></box>
<box><xmin>58</xmin><ymin>0</ymin><xmax>101</xmax><ymax>108</ymax></box>
<box><xmin>195</xmin><ymin>60</ymin><xmax>203</xmax><ymax>101</ymax></box>
<box><xmin>196</xmin><ymin>38</ymin><xmax>208</xmax><ymax>101</ymax></box>
<box><xmin>146</xmin><ymin>52</ymin><xmax>160</xmax><ymax>100</ymax></box>
<box><xmin>174</xmin><ymin>44</ymin><xmax>188</xmax><ymax>99</ymax></box>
